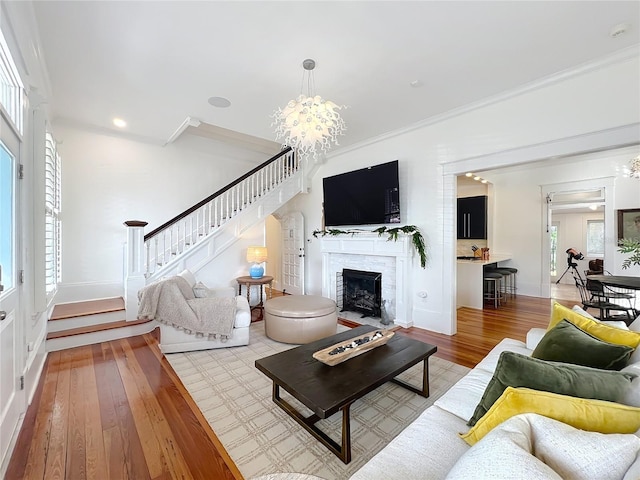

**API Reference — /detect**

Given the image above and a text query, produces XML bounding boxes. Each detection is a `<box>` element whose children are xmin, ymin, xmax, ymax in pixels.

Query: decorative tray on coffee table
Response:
<box><xmin>312</xmin><ymin>330</ymin><xmax>395</xmax><ymax>366</ymax></box>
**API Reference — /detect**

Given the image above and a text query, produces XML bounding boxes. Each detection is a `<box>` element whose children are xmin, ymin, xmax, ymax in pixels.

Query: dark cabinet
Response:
<box><xmin>457</xmin><ymin>195</ymin><xmax>487</xmax><ymax>239</ymax></box>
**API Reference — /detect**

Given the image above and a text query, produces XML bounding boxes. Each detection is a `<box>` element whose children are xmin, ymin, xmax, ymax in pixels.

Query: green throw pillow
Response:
<box><xmin>467</xmin><ymin>351</ymin><xmax>636</xmax><ymax>426</ymax></box>
<box><xmin>531</xmin><ymin>319</ymin><xmax>634</xmax><ymax>371</ymax></box>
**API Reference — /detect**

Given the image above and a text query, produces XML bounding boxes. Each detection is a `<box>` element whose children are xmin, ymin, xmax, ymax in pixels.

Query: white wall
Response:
<box><xmin>54</xmin><ymin>124</ymin><xmax>269</xmax><ymax>302</ymax></box>
<box><xmin>297</xmin><ymin>56</ymin><xmax>640</xmax><ymax>334</ymax></box>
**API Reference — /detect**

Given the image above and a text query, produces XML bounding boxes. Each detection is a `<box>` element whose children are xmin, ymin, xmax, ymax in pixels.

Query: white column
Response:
<box><xmin>124</xmin><ymin>220</ymin><xmax>148</xmax><ymax>321</ymax></box>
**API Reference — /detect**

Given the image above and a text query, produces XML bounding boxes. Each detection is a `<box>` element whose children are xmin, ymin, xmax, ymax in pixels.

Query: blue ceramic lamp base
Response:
<box><xmin>249</xmin><ymin>264</ymin><xmax>264</xmax><ymax>279</ymax></box>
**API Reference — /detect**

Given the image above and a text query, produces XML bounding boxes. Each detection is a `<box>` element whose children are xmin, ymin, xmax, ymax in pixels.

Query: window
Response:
<box><xmin>45</xmin><ymin>131</ymin><xmax>61</xmax><ymax>294</ymax></box>
<box><xmin>0</xmin><ymin>141</ymin><xmax>14</xmax><ymax>292</ymax></box>
<box><xmin>549</xmin><ymin>224</ymin><xmax>558</xmax><ymax>276</ymax></box>
<box><xmin>0</xmin><ymin>29</ymin><xmax>22</xmax><ymax>295</ymax></box>
<box><xmin>0</xmin><ymin>30</ymin><xmax>24</xmax><ymax>134</ymax></box>
<box><xmin>587</xmin><ymin>220</ymin><xmax>604</xmax><ymax>256</ymax></box>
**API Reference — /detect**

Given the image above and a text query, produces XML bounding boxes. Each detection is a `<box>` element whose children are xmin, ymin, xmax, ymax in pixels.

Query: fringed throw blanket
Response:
<box><xmin>138</xmin><ymin>276</ymin><xmax>236</xmax><ymax>340</ymax></box>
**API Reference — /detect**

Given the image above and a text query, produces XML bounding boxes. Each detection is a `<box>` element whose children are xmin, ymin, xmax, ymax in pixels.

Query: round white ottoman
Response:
<box><xmin>264</xmin><ymin>295</ymin><xmax>338</xmax><ymax>344</ymax></box>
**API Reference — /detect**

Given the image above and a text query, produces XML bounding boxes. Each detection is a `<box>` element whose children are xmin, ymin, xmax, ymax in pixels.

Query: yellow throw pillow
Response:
<box><xmin>548</xmin><ymin>302</ymin><xmax>640</xmax><ymax>349</ymax></box>
<box><xmin>461</xmin><ymin>386</ymin><xmax>640</xmax><ymax>446</ymax></box>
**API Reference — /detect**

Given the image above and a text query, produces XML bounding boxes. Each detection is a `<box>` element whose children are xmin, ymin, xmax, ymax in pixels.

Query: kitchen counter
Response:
<box><xmin>456</xmin><ymin>254</ymin><xmax>512</xmax><ymax>265</ymax></box>
<box><xmin>457</xmin><ymin>255</ymin><xmax>512</xmax><ymax>309</ymax></box>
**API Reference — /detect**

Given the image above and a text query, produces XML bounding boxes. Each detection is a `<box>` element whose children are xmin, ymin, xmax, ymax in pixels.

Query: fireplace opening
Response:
<box><xmin>338</xmin><ymin>268</ymin><xmax>382</xmax><ymax>318</ymax></box>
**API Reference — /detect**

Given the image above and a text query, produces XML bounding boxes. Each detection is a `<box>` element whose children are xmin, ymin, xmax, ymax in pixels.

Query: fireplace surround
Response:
<box><xmin>321</xmin><ymin>233</ymin><xmax>413</xmax><ymax>327</ymax></box>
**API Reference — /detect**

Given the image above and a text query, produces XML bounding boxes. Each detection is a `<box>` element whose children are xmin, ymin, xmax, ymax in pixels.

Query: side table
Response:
<box><xmin>236</xmin><ymin>275</ymin><xmax>274</xmax><ymax>321</ymax></box>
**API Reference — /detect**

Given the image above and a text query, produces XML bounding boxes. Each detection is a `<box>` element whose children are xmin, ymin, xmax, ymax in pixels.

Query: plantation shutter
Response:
<box><xmin>45</xmin><ymin>131</ymin><xmax>61</xmax><ymax>293</ymax></box>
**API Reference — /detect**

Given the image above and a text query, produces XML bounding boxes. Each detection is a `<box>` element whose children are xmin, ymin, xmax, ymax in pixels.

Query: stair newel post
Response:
<box><xmin>124</xmin><ymin>220</ymin><xmax>148</xmax><ymax>321</ymax></box>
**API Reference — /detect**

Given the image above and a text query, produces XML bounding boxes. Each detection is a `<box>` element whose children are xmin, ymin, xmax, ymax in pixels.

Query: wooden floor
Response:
<box><xmin>400</xmin><ymin>295</ymin><xmax>572</xmax><ymax>368</ymax></box>
<box><xmin>6</xmin><ymin>294</ymin><xmax>572</xmax><ymax>479</ymax></box>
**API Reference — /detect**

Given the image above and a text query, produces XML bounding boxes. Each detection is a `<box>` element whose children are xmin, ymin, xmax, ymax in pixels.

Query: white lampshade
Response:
<box><xmin>247</xmin><ymin>246</ymin><xmax>268</xmax><ymax>263</ymax></box>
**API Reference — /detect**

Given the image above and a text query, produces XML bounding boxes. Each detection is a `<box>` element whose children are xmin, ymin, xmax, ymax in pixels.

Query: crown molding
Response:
<box><xmin>442</xmin><ymin>123</ymin><xmax>640</xmax><ymax>175</ymax></box>
<box><xmin>330</xmin><ymin>45</ymin><xmax>640</xmax><ymax>159</ymax></box>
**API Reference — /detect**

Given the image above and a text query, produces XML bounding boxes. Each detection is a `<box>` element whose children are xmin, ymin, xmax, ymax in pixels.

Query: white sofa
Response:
<box><xmin>158</xmin><ymin>270</ymin><xmax>251</xmax><ymax>354</ymax></box>
<box><xmin>350</xmin><ymin>310</ymin><xmax>640</xmax><ymax>479</ymax></box>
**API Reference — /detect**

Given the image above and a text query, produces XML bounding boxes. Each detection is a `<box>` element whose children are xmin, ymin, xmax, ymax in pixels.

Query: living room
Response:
<box><xmin>1</xmin><ymin>1</ymin><xmax>640</xmax><ymax>478</ymax></box>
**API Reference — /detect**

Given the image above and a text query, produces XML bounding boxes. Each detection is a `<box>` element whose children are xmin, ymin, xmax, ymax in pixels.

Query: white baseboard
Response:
<box><xmin>55</xmin><ymin>281</ymin><xmax>124</xmax><ymax>304</ymax></box>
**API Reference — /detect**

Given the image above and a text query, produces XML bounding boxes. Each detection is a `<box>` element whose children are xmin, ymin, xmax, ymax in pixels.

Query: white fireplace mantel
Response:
<box><xmin>320</xmin><ymin>233</ymin><xmax>414</xmax><ymax>328</ymax></box>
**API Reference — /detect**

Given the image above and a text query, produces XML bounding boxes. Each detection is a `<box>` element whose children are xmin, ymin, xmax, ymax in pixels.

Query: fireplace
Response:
<box><xmin>339</xmin><ymin>269</ymin><xmax>382</xmax><ymax>318</ymax></box>
<box><xmin>321</xmin><ymin>233</ymin><xmax>412</xmax><ymax>327</ymax></box>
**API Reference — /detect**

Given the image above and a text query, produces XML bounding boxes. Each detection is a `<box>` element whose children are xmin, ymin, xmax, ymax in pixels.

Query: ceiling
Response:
<box><xmin>30</xmin><ymin>1</ymin><xmax>640</xmax><ymax>152</ymax></box>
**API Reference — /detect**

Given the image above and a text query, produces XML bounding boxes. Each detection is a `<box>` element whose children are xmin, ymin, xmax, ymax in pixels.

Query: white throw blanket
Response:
<box><xmin>138</xmin><ymin>276</ymin><xmax>236</xmax><ymax>340</ymax></box>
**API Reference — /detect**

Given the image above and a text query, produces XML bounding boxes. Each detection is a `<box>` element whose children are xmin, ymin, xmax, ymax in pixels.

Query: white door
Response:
<box><xmin>280</xmin><ymin>212</ymin><xmax>305</xmax><ymax>295</ymax></box>
<box><xmin>0</xmin><ymin>113</ymin><xmax>23</xmax><ymax>467</ymax></box>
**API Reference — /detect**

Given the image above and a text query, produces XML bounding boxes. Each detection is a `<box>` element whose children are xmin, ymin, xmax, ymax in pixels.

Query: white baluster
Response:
<box><xmin>251</xmin><ymin>174</ymin><xmax>255</xmax><ymax>201</ymax></box>
<box><xmin>154</xmin><ymin>236</ymin><xmax>159</xmax><ymax>269</ymax></box>
<box><xmin>144</xmin><ymin>240</ymin><xmax>150</xmax><ymax>276</ymax></box>
<box><xmin>162</xmin><ymin>231</ymin><xmax>167</xmax><ymax>265</ymax></box>
<box><xmin>196</xmin><ymin>208</ymin><xmax>201</xmax><ymax>241</ymax></box>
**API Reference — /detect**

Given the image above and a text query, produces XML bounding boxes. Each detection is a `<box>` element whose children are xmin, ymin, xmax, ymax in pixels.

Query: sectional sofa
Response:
<box><xmin>350</xmin><ymin>303</ymin><xmax>640</xmax><ymax>479</ymax></box>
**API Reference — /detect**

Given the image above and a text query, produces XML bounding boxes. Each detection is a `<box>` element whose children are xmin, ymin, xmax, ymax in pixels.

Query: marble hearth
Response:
<box><xmin>320</xmin><ymin>234</ymin><xmax>414</xmax><ymax>328</ymax></box>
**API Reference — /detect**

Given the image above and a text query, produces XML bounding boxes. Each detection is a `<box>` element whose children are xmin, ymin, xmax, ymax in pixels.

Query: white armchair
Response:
<box><xmin>157</xmin><ymin>269</ymin><xmax>251</xmax><ymax>354</ymax></box>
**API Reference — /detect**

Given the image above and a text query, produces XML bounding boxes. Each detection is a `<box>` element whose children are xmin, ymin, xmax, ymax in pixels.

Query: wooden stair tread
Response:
<box><xmin>50</xmin><ymin>297</ymin><xmax>125</xmax><ymax>320</ymax></box>
<box><xmin>46</xmin><ymin>319</ymin><xmax>152</xmax><ymax>340</ymax></box>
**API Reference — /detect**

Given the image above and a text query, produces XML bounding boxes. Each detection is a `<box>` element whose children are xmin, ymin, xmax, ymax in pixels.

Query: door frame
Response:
<box><xmin>0</xmin><ymin>108</ymin><xmax>25</xmax><ymax>474</ymax></box>
<box><xmin>270</xmin><ymin>211</ymin><xmax>305</xmax><ymax>295</ymax></box>
<box><xmin>541</xmin><ymin>178</ymin><xmax>614</xmax><ymax>298</ymax></box>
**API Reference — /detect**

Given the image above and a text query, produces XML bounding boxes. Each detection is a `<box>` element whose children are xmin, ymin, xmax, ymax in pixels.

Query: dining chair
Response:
<box><xmin>572</xmin><ymin>271</ymin><xmax>635</xmax><ymax>323</ymax></box>
<box><xmin>587</xmin><ymin>277</ymin><xmax>637</xmax><ymax>316</ymax></box>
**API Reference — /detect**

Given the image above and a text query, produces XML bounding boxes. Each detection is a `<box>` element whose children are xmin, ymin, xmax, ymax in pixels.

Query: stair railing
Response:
<box><xmin>142</xmin><ymin>147</ymin><xmax>296</xmax><ymax>277</ymax></box>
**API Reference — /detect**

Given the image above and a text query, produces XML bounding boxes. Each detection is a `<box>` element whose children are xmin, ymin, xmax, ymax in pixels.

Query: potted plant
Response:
<box><xmin>618</xmin><ymin>238</ymin><xmax>640</xmax><ymax>269</ymax></box>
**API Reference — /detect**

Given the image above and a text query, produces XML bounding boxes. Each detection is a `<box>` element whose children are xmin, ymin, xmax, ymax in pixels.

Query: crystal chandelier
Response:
<box><xmin>630</xmin><ymin>154</ymin><xmax>640</xmax><ymax>179</ymax></box>
<box><xmin>272</xmin><ymin>59</ymin><xmax>346</xmax><ymax>159</ymax></box>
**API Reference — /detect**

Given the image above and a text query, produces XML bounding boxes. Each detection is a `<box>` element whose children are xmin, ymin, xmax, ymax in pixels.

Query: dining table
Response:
<box><xmin>586</xmin><ymin>275</ymin><xmax>640</xmax><ymax>290</ymax></box>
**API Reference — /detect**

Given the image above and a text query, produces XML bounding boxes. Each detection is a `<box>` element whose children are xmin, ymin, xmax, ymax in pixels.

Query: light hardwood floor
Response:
<box><xmin>6</xmin><ymin>294</ymin><xmax>573</xmax><ymax>479</ymax></box>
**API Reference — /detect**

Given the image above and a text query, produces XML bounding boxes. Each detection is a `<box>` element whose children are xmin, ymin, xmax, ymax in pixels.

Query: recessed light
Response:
<box><xmin>465</xmin><ymin>172</ymin><xmax>473</xmax><ymax>177</ymax></box>
<box><xmin>473</xmin><ymin>176</ymin><xmax>481</xmax><ymax>181</ymax></box>
<box><xmin>208</xmin><ymin>96</ymin><xmax>231</xmax><ymax>108</ymax></box>
<box><xmin>481</xmin><ymin>179</ymin><xmax>488</xmax><ymax>184</ymax></box>
<box><xmin>113</xmin><ymin>118</ymin><xmax>127</xmax><ymax>128</ymax></box>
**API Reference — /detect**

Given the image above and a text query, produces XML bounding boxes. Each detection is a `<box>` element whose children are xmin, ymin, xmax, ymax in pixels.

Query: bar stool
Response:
<box><xmin>483</xmin><ymin>271</ymin><xmax>503</xmax><ymax>308</ymax></box>
<box><xmin>499</xmin><ymin>267</ymin><xmax>518</xmax><ymax>297</ymax></box>
<box><xmin>490</xmin><ymin>268</ymin><xmax>514</xmax><ymax>301</ymax></box>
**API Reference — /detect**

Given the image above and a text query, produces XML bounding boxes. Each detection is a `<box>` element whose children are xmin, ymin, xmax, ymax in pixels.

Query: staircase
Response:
<box><xmin>46</xmin><ymin>297</ymin><xmax>155</xmax><ymax>351</ymax></box>
<box><xmin>142</xmin><ymin>147</ymin><xmax>300</xmax><ymax>281</ymax></box>
<box><xmin>47</xmin><ymin>147</ymin><xmax>307</xmax><ymax>350</ymax></box>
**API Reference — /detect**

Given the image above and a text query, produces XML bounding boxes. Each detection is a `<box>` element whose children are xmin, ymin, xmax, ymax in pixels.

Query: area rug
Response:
<box><xmin>165</xmin><ymin>323</ymin><xmax>470</xmax><ymax>480</ymax></box>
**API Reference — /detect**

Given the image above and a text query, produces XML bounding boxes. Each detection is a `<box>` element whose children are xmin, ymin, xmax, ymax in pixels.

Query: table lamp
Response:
<box><xmin>247</xmin><ymin>246</ymin><xmax>268</xmax><ymax>278</ymax></box>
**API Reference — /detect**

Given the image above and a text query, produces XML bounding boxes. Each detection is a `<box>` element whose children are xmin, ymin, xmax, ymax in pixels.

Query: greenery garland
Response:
<box><xmin>312</xmin><ymin>225</ymin><xmax>427</xmax><ymax>268</ymax></box>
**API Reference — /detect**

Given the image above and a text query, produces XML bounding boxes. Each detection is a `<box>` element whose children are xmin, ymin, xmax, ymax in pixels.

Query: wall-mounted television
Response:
<box><xmin>322</xmin><ymin>160</ymin><xmax>400</xmax><ymax>227</ymax></box>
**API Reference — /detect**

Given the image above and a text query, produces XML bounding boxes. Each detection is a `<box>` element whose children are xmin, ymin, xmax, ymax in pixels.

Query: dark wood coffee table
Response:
<box><xmin>254</xmin><ymin>325</ymin><xmax>437</xmax><ymax>464</ymax></box>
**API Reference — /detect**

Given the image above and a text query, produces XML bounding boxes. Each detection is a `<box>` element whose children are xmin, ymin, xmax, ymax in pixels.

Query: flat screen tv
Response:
<box><xmin>322</xmin><ymin>160</ymin><xmax>400</xmax><ymax>227</ymax></box>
